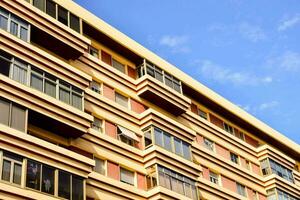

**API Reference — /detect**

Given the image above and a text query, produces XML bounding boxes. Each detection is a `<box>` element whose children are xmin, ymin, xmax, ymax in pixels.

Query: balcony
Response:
<box><xmin>136</xmin><ymin>61</ymin><xmax>191</xmax><ymax>116</ymax></box>
<box><xmin>0</xmin><ymin>0</ymin><xmax>90</xmax><ymax>59</ymax></box>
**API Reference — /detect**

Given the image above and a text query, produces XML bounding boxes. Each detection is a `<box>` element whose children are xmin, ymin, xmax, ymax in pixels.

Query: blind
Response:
<box><xmin>11</xmin><ymin>105</ymin><xmax>26</xmax><ymax>132</ymax></box>
<box><xmin>112</xmin><ymin>59</ymin><xmax>125</xmax><ymax>73</ymax></box>
<box><xmin>0</xmin><ymin>98</ymin><xmax>10</xmax><ymax>125</ymax></box>
<box><xmin>115</xmin><ymin>93</ymin><xmax>128</xmax><ymax>108</ymax></box>
<box><xmin>120</xmin><ymin>168</ymin><xmax>134</xmax><ymax>185</ymax></box>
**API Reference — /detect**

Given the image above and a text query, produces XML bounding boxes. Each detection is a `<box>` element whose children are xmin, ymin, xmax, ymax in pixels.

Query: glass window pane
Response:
<box><xmin>12</xmin><ymin>61</ymin><xmax>27</xmax><ymax>84</ymax></box>
<box><xmin>182</xmin><ymin>142</ymin><xmax>191</xmax><ymax>160</ymax></box>
<box><xmin>10</xmin><ymin>21</ymin><xmax>18</xmax><ymax>36</ymax></box>
<box><xmin>94</xmin><ymin>158</ymin><xmax>105</xmax><ymax>175</ymax></box>
<box><xmin>20</xmin><ymin>27</ymin><xmax>28</xmax><ymax>42</ymax></box>
<box><xmin>72</xmin><ymin>93</ymin><xmax>82</xmax><ymax>109</ymax></box>
<box><xmin>41</xmin><ymin>165</ymin><xmax>55</xmax><ymax>195</ymax></box>
<box><xmin>174</xmin><ymin>138</ymin><xmax>182</xmax><ymax>156</ymax></box>
<box><xmin>58</xmin><ymin>171</ymin><xmax>70</xmax><ymax>199</ymax></box>
<box><xmin>33</xmin><ymin>0</ymin><xmax>46</xmax><ymax>11</ymax></box>
<box><xmin>154</xmin><ymin>128</ymin><xmax>163</xmax><ymax>147</ymax></box>
<box><xmin>163</xmin><ymin>133</ymin><xmax>172</xmax><ymax>151</ymax></box>
<box><xmin>1</xmin><ymin>160</ymin><xmax>11</xmax><ymax>182</ymax></box>
<box><xmin>26</xmin><ymin>160</ymin><xmax>41</xmax><ymax>190</ymax></box>
<box><xmin>0</xmin><ymin>15</ymin><xmax>8</xmax><ymax>30</ymax></box>
<box><xmin>70</xmin><ymin>13</ymin><xmax>80</xmax><ymax>32</ymax></box>
<box><xmin>59</xmin><ymin>87</ymin><xmax>70</xmax><ymax>104</ymax></box>
<box><xmin>112</xmin><ymin>59</ymin><xmax>125</xmax><ymax>73</ymax></box>
<box><xmin>120</xmin><ymin>168</ymin><xmax>134</xmax><ymax>185</ymax></box>
<box><xmin>58</xmin><ymin>6</ymin><xmax>68</xmax><ymax>26</ymax></box>
<box><xmin>11</xmin><ymin>105</ymin><xmax>26</xmax><ymax>132</ymax></box>
<box><xmin>30</xmin><ymin>70</ymin><xmax>43</xmax><ymax>92</ymax></box>
<box><xmin>89</xmin><ymin>47</ymin><xmax>99</xmax><ymax>58</ymax></box>
<box><xmin>115</xmin><ymin>93</ymin><xmax>128</xmax><ymax>108</ymax></box>
<box><xmin>144</xmin><ymin>131</ymin><xmax>152</xmax><ymax>148</ymax></box>
<box><xmin>72</xmin><ymin>176</ymin><xmax>83</xmax><ymax>200</ymax></box>
<box><xmin>13</xmin><ymin>163</ymin><xmax>22</xmax><ymax>185</ymax></box>
<box><xmin>0</xmin><ymin>51</ymin><xmax>11</xmax><ymax>76</ymax></box>
<box><xmin>45</xmin><ymin>77</ymin><xmax>56</xmax><ymax>98</ymax></box>
<box><xmin>0</xmin><ymin>98</ymin><xmax>10</xmax><ymax>126</ymax></box>
<box><xmin>46</xmin><ymin>0</ymin><xmax>56</xmax><ymax>18</ymax></box>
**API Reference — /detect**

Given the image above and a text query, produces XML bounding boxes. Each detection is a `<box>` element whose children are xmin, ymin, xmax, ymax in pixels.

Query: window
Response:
<box><xmin>46</xmin><ymin>0</ymin><xmax>56</xmax><ymax>18</ymax></box>
<box><xmin>151</xmin><ymin>126</ymin><xmax>191</xmax><ymax>160</ymax></box>
<box><xmin>182</xmin><ymin>142</ymin><xmax>191</xmax><ymax>160</ymax></box>
<box><xmin>163</xmin><ymin>133</ymin><xmax>172</xmax><ymax>151</ymax></box>
<box><xmin>268</xmin><ymin>159</ymin><xmax>294</xmax><ymax>183</ymax></box>
<box><xmin>70</xmin><ymin>13</ymin><xmax>80</xmax><ymax>32</ymax></box>
<box><xmin>261</xmin><ymin>159</ymin><xmax>270</xmax><ymax>175</ymax></box>
<box><xmin>209</xmin><ymin>172</ymin><xmax>219</xmax><ymax>184</ymax></box>
<box><xmin>246</xmin><ymin>160</ymin><xmax>250</xmax><ymax>170</ymax></box>
<box><xmin>158</xmin><ymin>165</ymin><xmax>197</xmax><ymax>199</ymax></box>
<box><xmin>0</xmin><ymin>8</ymin><xmax>9</xmax><ymax>31</ymax></box>
<box><xmin>41</xmin><ymin>165</ymin><xmax>55</xmax><ymax>195</ymax></box>
<box><xmin>138</xmin><ymin>61</ymin><xmax>182</xmax><ymax>93</ymax></box>
<box><xmin>237</xmin><ymin>182</ymin><xmax>246</xmax><ymax>196</ymax></box>
<box><xmin>89</xmin><ymin>46</ymin><xmax>99</xmax><ymax>58</ymax></box>
<box><xmin>0</xmin><ymin>98</ymin><xmax>27</xmax><ymax>132</ymax></box>
<box><xmin>1</xmin><ymin>152</ymin><xmax>23</xmax><ymax>185</ymax></box>
<box><xmin>12</xmin><ymin>59</ymin><xmax>28</xmax><ymax>84</ymax></box>
<box><xmin>0</xmin><ymin>8</ymin><xmax>29</xmax><ymax>42</ymax></box>
<box><xmin>224</xmin><ymin>123</ymin><xmax>234</xmax><ymax>134</ymax></box>
<box><xmin>230</xmin><ymin>152</ymin><xmax>239</xmax><ymax>164</ymax></box>
<box><xmin>30</xmin><ymin>67</ymin><xmax>44</xmax><ymax>92</ymax></box>
<box><xmin>11</xmin><ymin>104</ymin><xmax>26</xmax><ymax>132</ymax></box>
<box><xmin>115</xmin><ymin>92</ymin><xmax>128</xmax><ymax>108</ymax></box>
<box><xmin>26</xmin><ymin>160</ymin><xmax>55</xmax><ymax>194</ymax></box>
<box><xmin>94</xmin><ymin>157</ymin><xmax>105</xmax><ymax>175</ymax></box>
<box><xmin>120</xmin><ymin>167</ymin><xmax>134</xmax><ymax>185</ymax></box>
<box><xmin>26</xmin><ymin>160</ymin><xmax>41</xmax><ymax>190</ymax></box>
<box><xmin>0</xmin><ymin>50</ymin><xmax>12</xmax><ymax>76</ymax></box>
<box><xmin>33</xmin><ymin>0</ymin><xmax>46</xmax><ymax>11</ymax></box>
<box><xmin>58</xmin><ymin>171</ymin><xmax>71</xmax><ymax>199</ymax></box>
<box><xmin>146</xmin><ymin>174</ymin><xmax>157</xmax><ymax>190</ymax></box>
<box><xmin>44</xmin><ymin>73</ymin><xmax>56</xmax><ymax>98</ymax></box>
<box><xmin>90</xmin><ymin>81</ymin><xmax>101</xmax><ymax>93</ymax></box>
<box><xmin>204</xmin><ymin>138</ymin><xmax>214</xmax><ymax>151</ymax></box>
<box><xmin>112</xmin><ymin>59</ymin><xmax>125</xmax><ymax>73</ymax></box>
<box><xmin>144</xmin><ymin>130</ymin><xmax>153</xmax><ymax>148</ymax></box>
<box><xmin>277</xmin><ymin>189</ymin><xmax>298</xmax><ymax>200</ymax></box>
<box><xmin>58</xmin><ymin>6</ymin><xmax>68</xmax><ymax>26</ymax></box>
<box><xmin>72</xmin><ymin>176</ymin><xmax>83</xmax><ymax>200</ymax></box>
<box><xmin>92</xmin><ymin>117</ymin><xmax>102</xmax><ymax>132</ymax></box>
<box><xmin>198</xmin><ymin>109</ymin><xmax>207</xmax><ymax>120</ymax></box>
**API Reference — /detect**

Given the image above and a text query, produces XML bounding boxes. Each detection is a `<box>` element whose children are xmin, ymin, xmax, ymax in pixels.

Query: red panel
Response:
<box><xmin>103</xmin><ymin>84</ymin><xmax>115</xmax><ymax>101</ymax></box>
<box><xmin>127</xmin><ymin>66</ymin><xmax>136</xmax><ymax>79</ymax></box>
<box><xmin>215</xmin><ymin>144</ymin><xmax>230</xmax><ymax>160</ymax></box>
<box><xmin>221</xmin><ymin>176</ymin><xmax>237</xmax><ymax>192</ymax></box>
<box><xmin>209</xmin><ymin>114</ymin><xmax>224</xmax><ymax>129</ymax></box>
<box><xmin>251</xmin><ymin>163</ymin><xmax>261</xmax><ymax>176</ymax></box>
<box><xmin>245</xmin><ymin>135</ymin><xmax>259</xmax><ymax>147</ymax></box>
<box><xmin>107</xmin><ymin>161</ymin><xmax>120</xmax><ymax>180</ymax></box>
<box><xmin>137</xmin><ymin>173</ymin><xmax>146</xmax><ymax>190</ymax></box>
<box><xmin>101</xmin><ymin>50</ymin><xmax>112</xmax><ymax>65</ymax></box>
<box><xmin>105</xmin><ymin>121</ymin><xmax>117</xmax><ymax>139</ymax></box>
<box><xmin>202</xmin><ymin>166</ymin><xmax>210</xmax><ymax>180</ymax></box>
<box><xmin>196</xmin><ymin>134</ymin><xmax>204</xmax><ymax>145</ymax></box>
<box><xmin>191</xmin><ymin>103</ymin><xmax>198</xmax><ymax>114</ymax></box>
<box><xmin>130</xmin><ymin>98</ymin><xmax>147</xmax><ymax>114</ymax></box>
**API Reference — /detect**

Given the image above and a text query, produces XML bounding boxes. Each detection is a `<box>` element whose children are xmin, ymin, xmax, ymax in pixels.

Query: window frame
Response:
<box><xmin>0</xmin><ymin>151</ymin><xmax>23</xmax><ymax>185</ymax></box>
<box><xmin>209</xmin><ymin>171</ymin><xmax>219</xmax><ymax>185</ymax></box>
<box><xmin>120</xmin><ymin>167</ymin><xmax>135</xmax><ymax>186</ymax></box>
<box><xmin>204</xmin><ymin>138</ymin><xmax>215</xmax><ymax>151</ymax></box>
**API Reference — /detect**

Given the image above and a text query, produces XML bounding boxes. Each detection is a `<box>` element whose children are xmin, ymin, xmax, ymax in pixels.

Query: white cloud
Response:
<box><xmin>278</xmin><ymin>14</ymin><xmax>300</xmax><ymax>31</ymax></box>
<box><xmin>196</xmin><ymin>60</ymin><xmax>272</xmax><ymax>86</ymax></box>
<box><xmin>239</xmin><ymin>22</ymin><xmax>266</xmax><ymax>42</ymax></box>
<box><xmin>159</xmin><ymin>35</ymin><xmax>190</xmax><ymax>53</ymax></box>
<box><xmin>266</xmin><ymin>51</ymin><xmax>300</xmax><ymax>72</ymax></box>
<box><xmin>259</xmin><ymin>101</ymin><xmax>279</xmax><ymax>110</ymax></box>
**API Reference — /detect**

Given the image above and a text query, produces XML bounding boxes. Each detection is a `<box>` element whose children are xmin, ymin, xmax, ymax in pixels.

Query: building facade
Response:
<box><xmin>0</xmin><ymin>0</ymin><xmax>299</xmax><ymax>199</ymax></box>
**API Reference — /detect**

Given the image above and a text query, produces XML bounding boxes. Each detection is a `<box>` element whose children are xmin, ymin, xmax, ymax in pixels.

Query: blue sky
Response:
<box><xmin>75</xmin><ymin>0</ymin><xmax>300</xmax><ymax>144</ymax></box>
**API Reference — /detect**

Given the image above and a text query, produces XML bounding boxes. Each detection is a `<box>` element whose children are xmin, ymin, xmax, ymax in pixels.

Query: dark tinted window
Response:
<box><xmin>26</xmin><ymin>160</ymin><xmax>41</xmax><ymax>190</ymax></box>
<box><xmin>70</xmin><ymin>13</ymin><xmax>80</xmax><ymax>32</ymax></box>
<box><xmin>72</xmin><ymin>176</ymin><xmax>83</xmax><ymax>200</ymax></box>
<box><xmin>33</xmin><ymin>0</ymin><xmax>46</xmax><ymax>11</ymax></box>
<box><xmin>46</xmin><ymin>0</ymin><xmax>56</xmax><ymax>18</ymax></box>
<box><xmin>58</xmin><ymin>6</ymin><xmax>68</xmax><ymax>26</ymax></box>
<box><xmin>41</xmin><ymin>165</ymin><xmax>55</xmax><ymax>195</ymax></box>
<box><xmin>58</xmin><ymin>171</ymin><xmax>70</xmax><ymax>199</ymax></box>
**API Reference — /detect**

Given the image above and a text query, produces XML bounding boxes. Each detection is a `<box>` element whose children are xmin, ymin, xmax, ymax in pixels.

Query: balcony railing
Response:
<box><xmin>137</xmin><ymin>59</ymin><xmax>182</xmax><ymax>94</ymax></box>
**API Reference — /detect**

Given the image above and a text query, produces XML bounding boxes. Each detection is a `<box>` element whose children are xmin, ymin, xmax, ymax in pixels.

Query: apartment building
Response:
<box><xmin>0</xmin><ymin>0</ymin><xmax>299</xmax><ymax>199</ymax></box>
